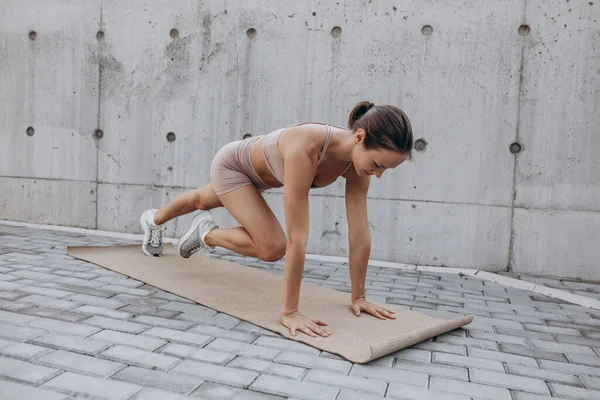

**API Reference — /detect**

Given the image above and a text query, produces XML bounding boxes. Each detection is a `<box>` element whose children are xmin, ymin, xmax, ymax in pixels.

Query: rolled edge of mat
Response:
<box><xmin>365</xmin><ymin>314</ymin><xmax>474</xmax><ymax>364</ymax></box>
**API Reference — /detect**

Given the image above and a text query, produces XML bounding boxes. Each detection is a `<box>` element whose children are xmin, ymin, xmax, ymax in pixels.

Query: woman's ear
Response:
<box><xmin>355</xmin><ymin>129</ymin><xmax>365</xmax><ymax>144</ymax></box>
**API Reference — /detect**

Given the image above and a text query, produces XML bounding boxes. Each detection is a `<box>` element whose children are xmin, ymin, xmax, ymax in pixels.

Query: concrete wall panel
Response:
<box><xmin>515</xmin><ymin>0</ymin><xmax>600</xmax><ymax>211</ymax></box>
<box><xmin>0</xmin><ymin>177</ymin><xmax>96</xmax><ymax>228</ymax></box>
<box><xmin>261</xmin><ymin>192</ymin><xmax>510</xmax><ymax>269</ymax></box>
<box><xmin>512</xmin><ymin>208</ymin><xmax>600</xmax><ymax>280</ymax></box>
<box><xmin>0</xmin><ymin>0</ymin><xmax>100</xmax><ymax>181</ymax></box>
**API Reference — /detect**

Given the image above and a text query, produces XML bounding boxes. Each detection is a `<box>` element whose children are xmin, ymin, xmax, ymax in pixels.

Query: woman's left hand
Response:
<box><xmin>351</xmin><ymin>297</ymin><xmax>396</xmax><ymax>320</ymax></box>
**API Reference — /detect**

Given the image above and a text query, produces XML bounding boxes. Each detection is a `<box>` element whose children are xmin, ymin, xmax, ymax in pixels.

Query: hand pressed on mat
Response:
<box><xmin>351</xmin><ymin>297</ymin><xmax>396</xmax><ymax>320</ymax></box>
<box><xmin>281</xmin><ymin>311</ymin><xmax>330</xmax><ymax>338</ymax></box>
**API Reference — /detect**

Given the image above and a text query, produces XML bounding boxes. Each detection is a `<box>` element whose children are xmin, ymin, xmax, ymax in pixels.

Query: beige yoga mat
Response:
<box><xmin>67</xmin><ymin>244</ymin><xmax>473</xmax><ymax>364</ymax></box>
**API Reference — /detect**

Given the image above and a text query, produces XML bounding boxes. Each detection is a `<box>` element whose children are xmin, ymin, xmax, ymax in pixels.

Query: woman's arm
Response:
<box><xmin>345</xmin><ymin>167</ymin><xmax>396</xmax><ymax>320</ymax></box>
<box><xmin>344</xmin><ymin>167</ymin><xmax>372</xmax><ymax>300</ymax></box>
<box><xmin>279</xmin><ymin>143</ymin><xmax>330</xmax><ymax>337</ymax></box>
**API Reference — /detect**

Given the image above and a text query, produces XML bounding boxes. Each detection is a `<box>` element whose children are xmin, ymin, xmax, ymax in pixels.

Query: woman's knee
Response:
<box><xmin>256</xmin><ymin>238</ymin><xmax>287</xmax><ymax>262</ymax></box>
<box><xmin>193</xmin><ymin>185</ymin><xmax>222</xmax><ymax>210</ymax></box>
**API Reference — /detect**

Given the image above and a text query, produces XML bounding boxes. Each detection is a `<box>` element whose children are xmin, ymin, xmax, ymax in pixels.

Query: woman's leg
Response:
<box><xmin>205</xmin><ymin>185</ymin><xmax>287</xmax><ymax>262</ymax></box>
<box><xmin>153</xmin><ymin>183</ymin><xmax>222</xmax><ymax>225</ymax></box>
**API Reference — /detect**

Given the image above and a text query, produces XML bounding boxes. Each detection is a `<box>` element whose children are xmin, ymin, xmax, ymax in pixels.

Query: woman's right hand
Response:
<box><xmin>281</xmin><ymin>311</ymin><xmax>330</xmax><ymax>338</ymax></box>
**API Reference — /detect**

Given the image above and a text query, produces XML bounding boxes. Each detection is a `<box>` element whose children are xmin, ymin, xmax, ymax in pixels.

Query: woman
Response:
<box><xmin>140</xmin><ymin>101</ymin><xmax>413</xmax><ymax>338</ymax></box>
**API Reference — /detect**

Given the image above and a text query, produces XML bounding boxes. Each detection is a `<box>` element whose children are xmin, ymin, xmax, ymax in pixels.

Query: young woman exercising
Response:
<box><xmin>140</xmin><ymin>101</ymin><xmax>413</xmax><ymax>338</ymax></box>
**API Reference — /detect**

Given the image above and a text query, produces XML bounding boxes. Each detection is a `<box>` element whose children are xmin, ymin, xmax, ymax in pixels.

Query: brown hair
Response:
<box><xmin>347</xmin><ymin>101</ymin><xmax>413</xmax><ymax>160</ymax></box>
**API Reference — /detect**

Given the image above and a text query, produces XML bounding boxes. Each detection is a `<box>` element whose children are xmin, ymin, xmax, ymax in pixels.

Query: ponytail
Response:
<box><xmin>347</xmin><ymin>101</ymin><xmax>375</xmax><ymax>129</ymax></box>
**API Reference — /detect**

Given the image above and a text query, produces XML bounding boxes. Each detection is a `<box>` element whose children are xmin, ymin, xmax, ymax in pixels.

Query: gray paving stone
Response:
<box><xmin>0</xmin><ymin>379</ymin><xmax>70</xmax><ymax>400</ymax></box>
<box><xmin>190</xmin><ymin>324</ymin><xmax>258</xmax><ymax>342</ymax></box>
<box><xmin>432</xmin><ymin>351</ymin><xmax>505</xmax><ymax>372</ymax></box>
<box><xmin>130</xmin><ymin>314</ymin><xmax>195</xmax><ymax>330</ymax></box>
<box><xmin>130</xmin><ymin>387</ymin><xmax>191</xmax><ymax>400</ymax></box>
<box><xmin>505</xmin><ymin>364</ymin><xmax>582</xmax><ymax>386</ymax></box>
<box><xmin>18</xmin><ymin>306</ymin><xmax>87</xmax><ymax>322</ymax></box>
<box><xmin>0</xmin><ymin>299</ymin><xmax>29</xmax><ymax>312</ymax></box>
<box><xmin>30</xmin><ymin>332</ymin><xmax>111</xmax><ymax>355</ymax></box>
<box><xmin>350</xmin><ymin>364</ymin><xmax>428</xmax><ymax>387</ymax></box>
<box><xmin>250</xmin><ymin>374</ymin><xmax>339</xmax><ymax>400</ymax></box>
<box><xmin>510</xmin><ymin>391</ymin><xmax>571</xmax><ymax>400</ymax></box>
<box><xmin>498</xmin><ymin>343</ymin><xmax>569</xmax><ymax>362</ymax></box>
<box><xmin>0</xmin><ymin>342</ymin><xmax>54</xmax><ymax>360</ymax></box>
<box><xmin>579</xmin><ymin>375</ymin><xmax>600</xmax><ymax>390</ymax></box>
<box><xmin>178</xmin><ymin>312</ymin><xmax>240</xmax><ymax>329</ymax></box>
<box><xmin>16</xmin><ymin>285</ymin><xmax>72</xmax><ymax>298</ymax></box>
<box><xmin>274</xmin><ymin>350</ymin><xmax>352</xmax><ymax>374</ymax></box>
<box><xmin>467</xmin><ymin>329</ymin><xmax>530</xmax><ymax>346</ymax></box>
<box><xmin>42</xmin><ymin>371</ymin><xmax>142</xmax><ymax>399</ymax></box>
<box><xmin>89</xmin><ymin>329</ymin><xmax>166</xmax><ymax>351</ymax></box>
<box><xmin>469</xmin><ymin>347</ymin><xmax>539</xmax><ymax>368</ymax></box>
<box><xmin>112</xmin><ymin>293</ymin><xmax>167</xmax><ymax>307</ymax></box>
<box><xmin>232</xmin><ymin>320</ymin><xmax>279</xmax><ymax>336</ymax></box>
<box><xmin>430</xmin><ymin>376</ymin><xmax>511</xmax><ymax>400</ymax></box>
<box><xmin>111</xmin><ymin>366</ymin><xmax>203</xmax><ymax>394</ymax></box>
<box><xmin>160</xmin><ymin>343</ymin><xmax>236</xmax><ymax>365</ymax></box>
<box><xmin>119</xmin><ymin>304</ymin><xmax>181</xmax><ymax>318</ymax></box>
<box><xmin>141</xmin><ymin>326</ymin><xmax>213</xmax><ymax>347</ymax></box>
<box><xmin>0</xmin><ymin>321</ymin><xmax>46</xmax><ymax>341</ymax></box>
<box><xmin>71</xmin><ymin>304</ymin><xmax>133</xmax><ymax>319</ymax></box>
<box><xmin>0</xmin><ymin>355</ymin><xmax>61</xmax><ymax>384</ymax></box>
<box><xmin>191</xmin><ymin>381</ymin><xmax>285</xmax><ymax>399</ymax></box>
<box><xmin>555</xmin><ymin>333</ymin><xmax>600</xmax><ymax>347</ymax></box>
<box><xmin>0</xmin><ymin>309</ymin><xmax>39</xmax><ymax>324</ymax></box>
<box><xmin>524</xmin><ymin>324</ymin><xmax>583</xmax><ymax>336</ymax></box>
<box><xmin>10</xmin><ymin>270</ymin><xmax>61</xmax><ymax>282</ymax></box>
<box><xmin>529</xmin><ymin>338</ymin><xmax>596</xmax><ymax>356</ymax></box>
<box><xmin>38</xmin><ymin>349</ymin><xmax>126</xmax><ymax>377</ymax></box>
<box><xmin>411</xmin><ymin>340</ymin><xmax>468</xmax><ymax>355</ymax></box>
<box><xmin>394</xmin><ymin>358</ymin><xmax>469</xmax><ymax>380</ymax></box>
<box><xmin>0</xmin><ymin>338</ymin><xmax>13</xmax><ymax>349</ymax></box>
<box><xmin>538</xmin><ymin>359</ymin><xmax>600</xmax><ymax>376</ymax></box>
<box><xmin>0</xmin><ymin>290</ymin><xmax>25</xmax><ymax>300</ymax></box>
<box><xmin>253</xmin><ymin>336</ymin><xmax>321</xmax><ymax>355</ymax></box>
<box><xmin>30</xmin><ymin>317</ymin><xmax>100</xmax><ymax>336</ymax></box>
<box><xmin>82</xmin><ymin>316</ymin><xmax>150</xmax><ymax>334</ymax></box>
<box><xmin>50</xmin><ymin>269</ymin><xmax>100</xmax><ymax>280</ymax></box>
<box><xmin>66</xmin><ymin>293</ymin><xmax>126</xmax><ymax>309</ymax></box>
<box><xmin>100</xmin><ymin>284</ymin><xmax>152</xmax><ymax>296</ymax></box>
<box><xmin>565</xmin><ymin>352</ymin><xmax>600</xmax><ymax>367</ymax></box>
<box><xmin>495</xmin><ymin>326</ymin><xmax>555</xmax><ymax>341</ymax></box>
<box><xmin>549</xmin><ymin>382</ymin><xmax>600</xmax><ymax>399</ymax></box>
<box><xmin>0</xmin><ymin>280</ymin><xmax>23</xmax><ymax>290</ymax></box>
<box><xmin>393</xmin><ymin>347</ymin><xmax>431</xmax><ymax>362</ymax></box>
<box><xmin>386</xmin><ymin>383</ymin><xmax>472</xmax><ymax>400</ymax></box>
<box><xmin>304</xmin><ymin>369</ymin><xmax>386</xmax><ymax>396</ymax></box>
<box><xmin>172</xmin><ymin>359</ymin><xmax>258</xmax><ymax>388</ymax></box>
<box><xmin>435</xmin><ymin>333</ymin><xmax>499</xmax><ymax>351</ymax></box>
<box><xmin>469</xmin><ymin>369</ymin><xmax>551</xmax><ymax>395</ymax></box>
<box><xmin>336</xmin><ymin>389</ymin><xmax>387</xmax><ymax>400</ymax></box>
<box><xmin>92</xmin><ymin>275</ymin><xmax>144</xmax><ymax>287</ymax></box>
<box><xmin>206</xmin><ymin>338</ymin><xmax>281</xmax><ymax>360</ymax></box>
<box><xmin>227</xmin><ymin>356</ymin><xmax>307</xmax><ymax>380</ymax></box>
<box><xmin>99</xmin><ymin>345</ymin><xmax>182</xmax><ymax>371</ymax></box>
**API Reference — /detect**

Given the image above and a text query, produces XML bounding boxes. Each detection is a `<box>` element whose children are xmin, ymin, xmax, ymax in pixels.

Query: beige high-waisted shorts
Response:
<box><xmin>210</xmin><ymin>136</ymin><xmax>272</xmax><ymax>196</ymax></box>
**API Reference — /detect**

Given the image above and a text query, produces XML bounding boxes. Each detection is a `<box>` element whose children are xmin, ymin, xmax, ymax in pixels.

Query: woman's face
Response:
<box><xmin>351</xmin><ymin>129</ymin><xmax>409</xmax><ymax>177</ymax></box>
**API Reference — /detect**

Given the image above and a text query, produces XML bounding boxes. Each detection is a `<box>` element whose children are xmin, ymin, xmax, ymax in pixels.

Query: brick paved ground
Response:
<box><xmin>0</xmin><ymin>223</ymin><xmax>599</xmax><ymax>399</ymax></box>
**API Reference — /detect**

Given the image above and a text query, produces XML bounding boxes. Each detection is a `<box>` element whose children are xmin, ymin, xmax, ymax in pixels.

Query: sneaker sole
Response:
<box><xmin>178</xmin><ymin>211</ymin><xmax>212</xmax><ymax>258</ymax></box>
<box><xmin>140</xmin><ymin>212</ymin><xmax>160</xmax><ymax>257</ymax></box>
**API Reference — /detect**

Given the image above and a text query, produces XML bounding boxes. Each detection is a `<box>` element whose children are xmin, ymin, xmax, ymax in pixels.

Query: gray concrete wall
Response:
<box><xmin>1</xmin><ymin>0</ymin><xmax>599</xmax><ymax>280</ymax></box>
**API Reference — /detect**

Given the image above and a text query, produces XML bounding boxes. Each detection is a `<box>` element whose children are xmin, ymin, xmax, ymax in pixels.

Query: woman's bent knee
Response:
<box><xmin>257</xmin><ymin>241</ymin><xmax>287</xmax><ymax>262</ymax></box>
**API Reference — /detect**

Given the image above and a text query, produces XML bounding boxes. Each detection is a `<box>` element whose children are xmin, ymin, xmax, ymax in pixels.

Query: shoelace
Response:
<box><xmin>150</xmin><ymin>228</ymin><xmax>164</xmax><ymax>247</ymax></box>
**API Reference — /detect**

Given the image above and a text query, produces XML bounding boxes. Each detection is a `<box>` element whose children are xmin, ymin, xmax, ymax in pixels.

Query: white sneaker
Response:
<box><xmin>178</xmin><ymin>211</ymin><xmax>218</xmax><ymax>258</ymax></box>
<box><xmin>140</xmin><ymin>209</ymin><xmax>166</xmax><ymax>257</ymax></box>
